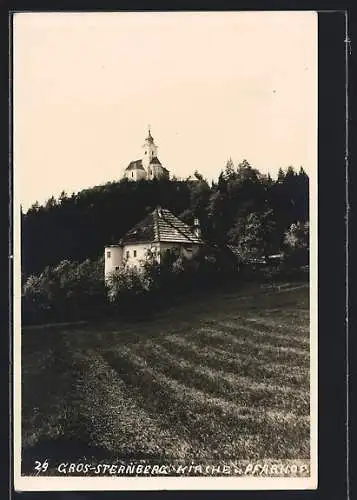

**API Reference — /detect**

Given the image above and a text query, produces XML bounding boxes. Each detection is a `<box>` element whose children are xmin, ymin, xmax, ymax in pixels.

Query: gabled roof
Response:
<box><xmin>149</xmin><ymin>156</ymin><xmax>162</xmax><ymax>165</ymax></box>
<box><xmin>119</xmin><ymin>207</ymin><xmax>204</xmax><ymax>245</ymax></box>
<box><xmin>125</xmin><ymin>159</ymin><xmax>145</xmax><ymax>171</ymax></box>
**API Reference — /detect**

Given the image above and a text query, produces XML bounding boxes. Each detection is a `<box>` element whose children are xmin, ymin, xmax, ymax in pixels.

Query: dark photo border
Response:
<box><xmin>3</xmin><ymin>6</ymin><xmax>349</xmax><ymax>500</ymax></box>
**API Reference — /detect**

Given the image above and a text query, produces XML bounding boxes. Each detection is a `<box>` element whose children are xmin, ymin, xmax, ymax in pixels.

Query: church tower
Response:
<box><xmin>142</xmin><ymin>127</ymin><xmax>158</xmax><ymax>177</ymax></box>
<box><xmin>124</xmin><ymin>127</ymin><xmax>169</xmax><ymax>181</ymax></box>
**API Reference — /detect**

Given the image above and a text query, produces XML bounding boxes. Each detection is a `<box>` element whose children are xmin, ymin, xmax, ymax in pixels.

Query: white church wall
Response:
<box><xmin>123</xmin><ymin>242</ymin><xmax>159</xmax><ymax>269</ymax></box>
<box><xmin>104</xmin><ymin>245</ymin><xmax>123</xmax><ymax>280</ymax></box>
<box><xmin>125</xmin><ymin>169</ymin><xmax>146</xmax><ymax>181</ymax></box>
<box><xmin>104</xmin><ymin>241</ymin><xmax>203</xmax><ymax>283</ymax></box>
<box><xmin>136</xmin><ymin>169</ymin><xmax>147</xmax><ymax>181</ymax></box>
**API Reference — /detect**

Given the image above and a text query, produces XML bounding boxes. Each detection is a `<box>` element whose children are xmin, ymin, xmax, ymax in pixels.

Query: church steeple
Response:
<box><xmin>142</xmin><ymin>126</ymin><xmax>158</xmax><ymax>175</ymax></box>
<box><xmin>146</xmin><ymin>125</ymin><xmax>154</xmax><ymax>143</ymax></box>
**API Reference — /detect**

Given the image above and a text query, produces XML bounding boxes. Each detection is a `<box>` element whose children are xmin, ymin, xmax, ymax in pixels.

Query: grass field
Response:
<box><xmin>21</xmin><ymin>282</ymin><xmax>310</xmax><ymax>475</ymax></box>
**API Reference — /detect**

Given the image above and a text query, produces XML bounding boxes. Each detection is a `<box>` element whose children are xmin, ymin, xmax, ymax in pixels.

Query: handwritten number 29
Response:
<box><xmin>34</xmin><ymin>459</ymin><xmax>49</xmax><ymax>474</ymax></box>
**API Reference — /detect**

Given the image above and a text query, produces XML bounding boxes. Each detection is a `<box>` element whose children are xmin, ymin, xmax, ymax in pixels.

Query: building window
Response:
<box><xmin>115</xmin><ymin>266</ymin><xmax>119</xmax><ymax>270</ymax></box>
<box><xmin>126</xmin><ymin>250</ymin><xmax>129</xmax><ymax>259</ymax></box>
<box><xmin>145</xmin><ymin>151</ymin><xmax>147</xmax><ymax>154</ymax></box>
<box><xmin>106</xmin><ymin>251</ymin><xmax>111</xmax><ymax>259</ymax></box>
<box><xmin>133</xmin><ymin>250</ymin><xmax>137</xmax><ymax>257</ymax></box>
<box><xmin>131</xmin><ymin>172</ymin><xmax>134</xmax><ymax>178</ymax></box>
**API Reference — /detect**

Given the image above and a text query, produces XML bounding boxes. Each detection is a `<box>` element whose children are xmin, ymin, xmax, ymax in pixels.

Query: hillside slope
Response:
<box><xmin>21</xmin><ymin>283</ymin><xmax>310</xmax><ymax>476</ymax></box>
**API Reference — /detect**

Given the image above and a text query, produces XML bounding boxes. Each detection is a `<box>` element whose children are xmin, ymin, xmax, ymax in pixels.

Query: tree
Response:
<box><xmin>59</xmin><ymin>191</ymin><xmax>68</xmax><ymax>205</ymax></box>
<box><xmin>45</xmin><ymin>196</ymin><xmax>57</xmax><ymax>210</ymax></box>
<box><xmin>223</xmin><ymin>158</ymin><xmax>235</xmax><ymax>180</ymax></box>
<box><xmin>234</xmin><ymin>210</ymin><xmax>278</xmax><ymax>261</ymax></box>
<box><xmin>27</xmin><ymin>201</ymin><xmax>40</xmax><ymax>214</ymax></box>
<box><xmin>193</xmin><ymin>170</ymin><xmax>204</xmax><ymax>181</ymax></box>
<box><xmin>283</xmin><ymin>221</ymin><xmax>309</xmax><ymax>266</ymax></box>
<box><xmin>277</xmin><ymin>168</ymin><xmax>285</xmax><ymax>183</ymax></box>
<box><xmin>237</xmin><ymin>159</ymin><xmax>259</xmax><ymax>183</ymax></box>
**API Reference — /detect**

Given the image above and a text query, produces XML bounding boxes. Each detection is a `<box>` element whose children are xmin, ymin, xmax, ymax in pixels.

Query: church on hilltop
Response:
<box><xmin>123</xmin><ymin>128</ymin><xmax>170</xmax><ymax>181</ymax></box>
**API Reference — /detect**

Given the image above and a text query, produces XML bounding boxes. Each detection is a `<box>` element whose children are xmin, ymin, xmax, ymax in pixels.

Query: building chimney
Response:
<box><xmin>193</xmin><ymin>218</ymin><xmax>201</xmax><ymax>238</ymax></box>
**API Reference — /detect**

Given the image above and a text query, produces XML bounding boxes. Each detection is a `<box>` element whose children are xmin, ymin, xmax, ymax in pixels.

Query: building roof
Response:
<box><xmin>125</xmin><ymin>159</ymin><xmax>145</xmax><ymax>171</ymax></box>
<box><xmin>119</xmin><ymin>207</ymin><xmax>204</xmax><ymax>245</ymax></box>
<box><xmin>149</xmin><ymin>156</ymin><xmax>162</xmax><ymax>165</ymax></box>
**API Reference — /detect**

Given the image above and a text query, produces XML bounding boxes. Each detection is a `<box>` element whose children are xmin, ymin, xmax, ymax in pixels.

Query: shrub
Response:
<box><xmin>105</xmin><ymin>265</ymin><xmax>149</xmax><ymax>315</ymax></box>
<box><xmin>22</xmin><ymin>257</ymin><xmax>107</xmax><ymax>325</ymax></box>
<box><xmin>21</xmin><ymin>245</ymin><xmax>243</xmax><ymax>325</ymax></box>
<box><xmin>283</xmin><ymin>222</ymin><xmax>309</xmax><ymax>268</ymax></box>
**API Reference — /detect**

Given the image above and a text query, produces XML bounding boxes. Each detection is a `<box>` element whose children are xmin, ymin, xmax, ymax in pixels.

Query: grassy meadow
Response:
<box><xmin>21</xmin><ymin>282</ymin><xmax>310</xmax><ymax>476</ymax></box>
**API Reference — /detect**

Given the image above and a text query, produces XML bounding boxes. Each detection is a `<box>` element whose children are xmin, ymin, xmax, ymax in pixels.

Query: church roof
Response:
<box><xmin>149</xmin><ymin>156</ymin><xmax>162</xmax><ymax>165</ymax></box>
<box><xmin>125</xmin><ymin>159</ymin><xmax>145</xmax><ymax>171</ymax></box>
<box><xmin>119</xmin><ymin>207</ymin><xmax>204</xmax><ymax>245</ymax></box>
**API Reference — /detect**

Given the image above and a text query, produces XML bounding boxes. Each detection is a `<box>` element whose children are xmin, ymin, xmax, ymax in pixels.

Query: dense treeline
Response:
<box><xmin>22</xmin><ymin>160</ymin><xmax>309</xmax><ymax>276</ymax></box>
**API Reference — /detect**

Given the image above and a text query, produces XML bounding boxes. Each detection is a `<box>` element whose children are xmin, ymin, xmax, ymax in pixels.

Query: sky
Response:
<box><xmin>13</xmin><ymin>11</ymin><xmax>317</xmax><ymax>210</ymax></box>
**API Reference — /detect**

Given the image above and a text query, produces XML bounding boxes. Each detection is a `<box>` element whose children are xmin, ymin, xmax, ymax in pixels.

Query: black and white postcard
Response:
<box><xmin>13</xmin><ymin>11</ymin><xmax>318</xmax><ymax>491</ymax></box>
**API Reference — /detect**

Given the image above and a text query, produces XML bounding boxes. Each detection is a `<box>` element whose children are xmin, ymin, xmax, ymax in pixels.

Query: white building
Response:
<box><xmin>123</xmin><ymin>129</ymin><xmax>170</xmax><ymax>181</ymax></box>
<box><xmin>104</xmin><ymin>206</ymin><xmax>204</xmax><ymax>280</ymax></box>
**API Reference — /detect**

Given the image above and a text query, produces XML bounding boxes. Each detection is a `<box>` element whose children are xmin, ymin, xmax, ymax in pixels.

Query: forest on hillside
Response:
<box><xmin>21</xmin><ymin>160</ymin><xmax>309</xmax><ymax>277</ymax></box>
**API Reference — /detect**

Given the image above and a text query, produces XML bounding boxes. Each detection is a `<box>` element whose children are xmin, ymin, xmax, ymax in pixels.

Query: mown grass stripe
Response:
<box><xmin>200</xmin><ymin>326</ymin><xmax>308</xmax><ymax>358</ymax></box>
<box><xmin>228</xmin><ymin>313</ymin><xmax>310</xmax><ymax>336</ymax></box>
<box><xmin>214</xmin><ymin>321</ymin><xmax>309</xmax><ymax>350</ymax></box>
<box><xmin>103</xmin><ymin>347</ymin><xmax>310</xmax><ymax>459</ymax></box>
<box><xmin>70</xmin><ymin>350</ymin><xmax>194</xmax><ymax>460</ymax></box>
<box><xmin>243</xmin><ymin>316</ymin><xmax>309</xmax><ymax>335</ymax></box>
<box><xmin>160</xmin><ymin>335</ymin><xmax>309</xmax><ymax>388</ymax></box>
<box><xmin>128</xmin><ymin>341</ymin><xmax>309</xmax><ymax>415</ymax></box>
<box><xmin>191</xmin><ymin>327</ymin><xmax>309</xmax><ymax>364</ymax></box>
